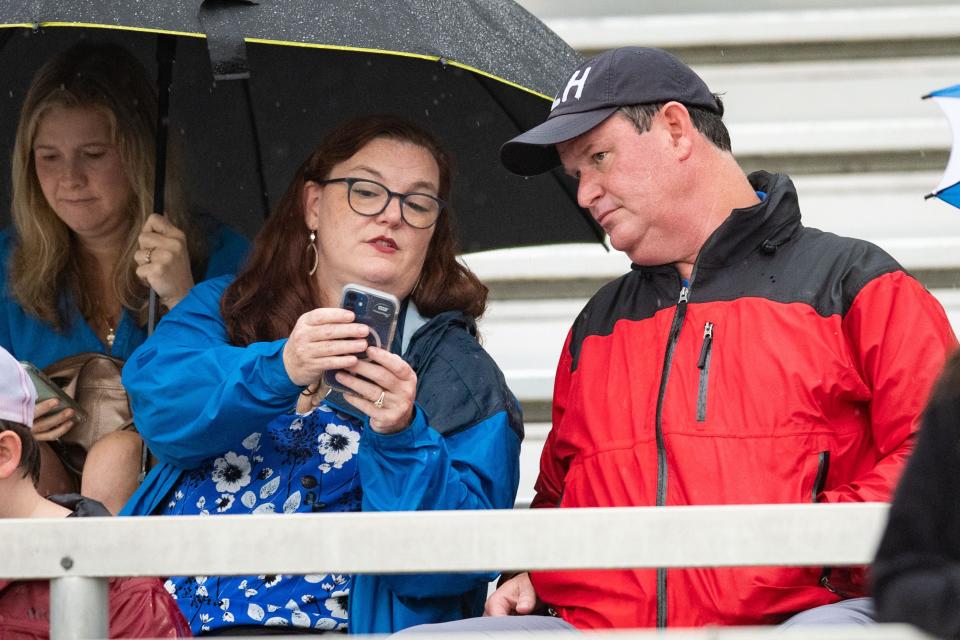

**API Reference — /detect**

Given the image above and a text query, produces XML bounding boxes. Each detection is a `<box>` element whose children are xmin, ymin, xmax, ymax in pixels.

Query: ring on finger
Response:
<box><xmin>374</xmin><ymin>390</ymin><xmax>385</xmax><ymax>409</ymax></box>
<box><xmin>144</xmin><ymin>247</ymin><xmax>154</xmax><ymax>264</ymax></box>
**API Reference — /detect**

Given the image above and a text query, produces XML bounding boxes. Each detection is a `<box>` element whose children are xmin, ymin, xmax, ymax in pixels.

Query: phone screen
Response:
<box><xmin>19</xmin><ymin>361</ymin><xmax>86</xmax><ymax>419</ymax></box>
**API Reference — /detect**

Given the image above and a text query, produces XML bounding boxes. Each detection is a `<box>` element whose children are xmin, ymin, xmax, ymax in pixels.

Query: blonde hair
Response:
<box><xmin>9</xmin><ymin>41</ymin><xmax>202</xmax><ymax>328</ymax></box>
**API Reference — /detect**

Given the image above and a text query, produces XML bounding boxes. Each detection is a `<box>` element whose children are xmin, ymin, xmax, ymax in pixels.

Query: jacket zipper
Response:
<box><xmin>696</xmin><ymin>322</ymin><xmax>714</xmax><ymax>422</ymax></box>
<box><xmin>654</xmin><ymin>284</ymin><xmax>689</xmax><ymax>628</ymax></box>
<box><xmin>811</xmin><ymin>451</ymin><xmax>846</xmax><ymax>594</ymax></box>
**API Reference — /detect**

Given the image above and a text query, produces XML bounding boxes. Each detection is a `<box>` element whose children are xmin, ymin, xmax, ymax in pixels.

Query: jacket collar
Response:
<box><xmin>632</xmin><ymin>171</ymin><xmax>802</xmax><ymax>277</ymax></box>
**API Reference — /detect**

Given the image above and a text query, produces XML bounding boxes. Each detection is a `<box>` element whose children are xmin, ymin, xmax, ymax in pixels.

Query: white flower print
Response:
<box><xmin>292</xmin><ymin>610</ymin><xmax>311</xmax><ymax>627</ymax></box>
<box><xmin>211</xmin><ymin>451</ymin><xmax>252</xmax><ymax>493</ymax></box>
<box><xmin>199</xmin><ymin>613</ymin><xmax>212</xmax><ymax>624</ymax></box>
<box><xmin>238</xmin><ymin>579</ymin><xmax>247</xmax><ymax>590</ymax></box>
<box><xmin>253</xmin><ymin>502</ymin><xmax>275</xmax><ymax>514</ymax></box>
<box><xmin>267</xmin><ymin>604</ymin><xmax>280</xmax><ymax>612</ymax></box>
<box><xmin>260</xmin><ymin>475</ymin><xmax>280</xmax><ymax>499</ymax></box>
<box><xmin>283</xmin><ymin>491</ymin><xmax>301</xmax><ymax>513</ymax></box>
<box><xmin>317</xmin><ymin>423</ymin><xmax>359</xmax><ymax>469</ymax></box>
<box><xmin>196</xmin><ymin>496</ymin><xmax>206</xmax><ymax>510</ymax></box>
<box><xmin>241</xmin><ymin>491</ymin><xmax>257</xmax><ymax>509</ymax></box>
<box><xmin>318</xmin><ymin>462</ymin><xmax>332</xmax><ymax>474</ymax></box>
<box><xmin>241</xmin><ymin>432</ymin><xmax>261</xmax><ymax>451</ymax></box>
<box><xmin>247</xmin><ymin>603</ymin><xmax>265</xmax><ymax>621</ymax></box>
<box><xmin>326</xmin><ymin>590</ymin><xmax>349</xmax><ymax>618</ymax></box>
<box><xmin>215</xmin><ymin>494</ymin><xmax>235</xmax><ymax>512</ymax></box>
<box><xmin>253</xmin><ymin>455</ymin><xmax>264</xmax><ymax>463</ymax></box>
<box><xmin>245</xmin><ymin>588</ymin><xmax>258</xmax><ymax>597</ymax></box>
<box><xmin>289</xmin><ymin>418</ymin><xmax>304</xmax><ymax>431</ymax></box>
<box><xmin>175</xmin><ymin>490</ymin><xmax>184</xmax><ymax>500</ymax></box>
<box><xmin>223</xmin><ymin>611</ymin><xmax>235</xmax><ymax>623</ymax></box>
<box><xmin>197</xmin><ymin>585</ymin><xmax>209</xmax><ymax>598</ymax></box>
<box><xmin>220</xmin><ymin>598</ymin><xmax>230</xmax><ymax>611</ymax></box>
<box><xmin>265</xmin><ymin>617</ymin><xmax>289</xmax><ymax>626</ymax></box>
<box><xmin>260</xmin><ymin>574</ymin><xmax>283</xmax><ymax>588</ymax></box>
<box><xmin>303</xmin><ymin>574</ymin><xmax>325</xmax><ymax>584</ymax></box>
<box><xmin>164</xmin><ymin>579</ymin><xmax>176</xmax><ymax>598</ymax></box>
<box><xmin>315</xmin><ymin>618</ymin><xmax>337</xmax><ymax>630</ymax></box>
<box><xmin>195</xmin><ymin>576</ymin><xmax>208</xmax><ymax>584</ymax></box>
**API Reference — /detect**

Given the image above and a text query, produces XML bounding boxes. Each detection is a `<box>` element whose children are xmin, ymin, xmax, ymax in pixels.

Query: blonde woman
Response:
<box><xmin>0</xmin><ymin>42</ymin><xmax>249</xmax><ymax>512</ymax></box>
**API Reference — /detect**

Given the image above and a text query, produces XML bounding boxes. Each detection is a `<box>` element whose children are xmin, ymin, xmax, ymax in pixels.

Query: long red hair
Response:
<box><xmin>222</xmin><ymin>114</ymin><xmax>487</xmax><ymax>346</ymax></box>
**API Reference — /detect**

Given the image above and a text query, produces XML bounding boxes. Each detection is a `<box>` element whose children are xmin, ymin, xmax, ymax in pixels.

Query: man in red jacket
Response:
<box><xmin>401</xmin><ymin>47</ymin><xmax>957</xmax><ymax>634</ymax></box>
<box><xmin>0</xmin><ymin>347</ymin><xmax>190</xmax><ymax>638</ymax></box>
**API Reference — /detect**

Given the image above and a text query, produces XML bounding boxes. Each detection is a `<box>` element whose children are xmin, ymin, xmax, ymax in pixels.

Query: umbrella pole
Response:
<box><xmin>148</xmin><ymin>35</ymin><xmax>177</xmax><ymax>335</ymax></box>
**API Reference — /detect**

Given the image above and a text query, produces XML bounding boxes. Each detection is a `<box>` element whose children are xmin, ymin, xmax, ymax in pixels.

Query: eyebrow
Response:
<box><xmin>350</xmin><ymin>164</ymin><xmax>438</xmax><ymax>194</ymax></box>
<box><xmin>33</xmin><ymin>141</ymin><xmax>111</xmax><ymax>150</ymax></box>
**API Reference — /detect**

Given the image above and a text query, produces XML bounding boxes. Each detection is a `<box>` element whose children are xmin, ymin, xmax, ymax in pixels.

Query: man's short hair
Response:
<box><xmin>0</xmin><ymin>419</ymin><xmax>41</xmax><ymax>485</ymax></box>
<box><xmin>618</xmin><ymin>97</ymin><xmax>731</xmax><ymax>152</ymax></box>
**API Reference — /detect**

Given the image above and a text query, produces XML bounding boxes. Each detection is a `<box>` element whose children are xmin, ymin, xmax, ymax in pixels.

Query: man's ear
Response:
<box><xmin>0</xmin><ymin>431</ymin><xmax>23</xmax><ymax>480</ymax></box>
<box><xmin>659</xmin><ymin>101</ymin><xmax>695</xmax><ymax>160</ymax></box>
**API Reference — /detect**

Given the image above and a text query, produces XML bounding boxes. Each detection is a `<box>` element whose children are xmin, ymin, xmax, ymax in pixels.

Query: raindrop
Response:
<box><xmin>274</xmin><ymin>100</ymin><xmax>281</xmax><ymax>108</ymax></box>
<box><xmin>424</xmin><ymin>109</ymin><xmax>430</xmax><ymax>116</ymax></box>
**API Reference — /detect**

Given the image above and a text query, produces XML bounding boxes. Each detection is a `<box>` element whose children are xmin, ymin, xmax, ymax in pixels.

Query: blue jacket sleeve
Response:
<box><xmin>357</xmin><ymin>324</ymin><xmax>522</xmax><ymax>599</ymax></box>
<box><xmin>122</xmin><ymin>276</ymin><xmax>301</xmax><ymax>468</ymax></box>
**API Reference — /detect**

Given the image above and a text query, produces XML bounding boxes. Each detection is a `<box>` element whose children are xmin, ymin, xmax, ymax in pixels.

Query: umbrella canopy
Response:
<box><xmin>0</xmin><ymin>1</ymin><xmax>601</xmax><ymax>253</ymax></box>
<box><xmin>925</xmin><ymin>84</ymin><xmax>960</xmax><ymax>209</ymax></box>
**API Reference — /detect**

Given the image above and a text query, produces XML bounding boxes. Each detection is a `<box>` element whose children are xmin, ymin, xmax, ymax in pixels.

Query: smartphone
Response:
<box><xmin>322</xmin><ymin>284</ymin><xmax>400</xmax><ymax>394</ymax></box>
<box><xmin>20</xmin><ymin>361</ymin><xmax>87</xmax><ymax>422</ymax></box>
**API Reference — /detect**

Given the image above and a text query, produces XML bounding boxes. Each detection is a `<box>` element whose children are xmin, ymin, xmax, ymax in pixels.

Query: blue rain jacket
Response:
<box><xmin>0</xmin><ymin>224</ymin><xmax>249</xmax><ymax>368</ymax></box>
<box><xmin>120</xmin><ymin>275</ymin><xmax>523</xmax><ymax>634</ymax></box>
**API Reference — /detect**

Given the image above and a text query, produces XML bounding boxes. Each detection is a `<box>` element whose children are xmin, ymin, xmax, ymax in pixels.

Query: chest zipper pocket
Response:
<box><xmin>696</xmin><ymin>322</ymin><xmax>714</xmax><ymax>422</ymax></box>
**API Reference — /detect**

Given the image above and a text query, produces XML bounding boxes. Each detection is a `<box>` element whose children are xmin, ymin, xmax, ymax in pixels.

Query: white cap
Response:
<box><xmin>0</xmin><ymin>347</ymin><xmax>36</xmax><ymax>427</ymax></box>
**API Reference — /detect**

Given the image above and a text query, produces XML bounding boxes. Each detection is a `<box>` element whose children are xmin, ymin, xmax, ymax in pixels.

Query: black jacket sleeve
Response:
<box><xmin>873</xmin><ymin>355</ymin><xmax>960</xmax><ymax>639</ymax></box>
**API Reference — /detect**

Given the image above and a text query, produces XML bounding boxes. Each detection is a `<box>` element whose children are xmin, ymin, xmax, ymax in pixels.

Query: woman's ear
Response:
<box><xmin>302</xmin><ymin>181</ymin><xmax>323</xmax><ymax>231</ymax></box>
<box><xmin>0</xmin><ymin>430</ymin><xmax>24</xmax><ymax>480</ymax></box>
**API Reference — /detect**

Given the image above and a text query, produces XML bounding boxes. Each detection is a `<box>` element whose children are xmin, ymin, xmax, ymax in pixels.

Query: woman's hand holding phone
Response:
<box><xmin>337</xmin><ymin>347</ymin><xmax>417</xmax><ymax>434</ymax></box>
<box><xmin>32</xmin><ymin>398</ymin><xmax>78</xmax><ymax>441</ymax></box>
<box><xmin>283</xmin><ymin>307</ymin><xmax>371</xmax><ymax>387</ymax></box>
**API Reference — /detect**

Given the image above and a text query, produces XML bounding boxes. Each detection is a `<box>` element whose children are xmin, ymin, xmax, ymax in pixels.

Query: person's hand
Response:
<box><xmin>283</xmin><ymin>308</ymin><xmax>370</xmax><ymax>387</ymax></box>
<box><xmin>484</xmin><ymin>572</ymin><xmax>539</xmax><ymax>616</ymax></box>
<box><xmin>135</xmin><ymin>213</ymin><xmax>194</xmax><ymax>309</ymax></box>
<box><xmin>336</xmin><ymin>346</ymin><xmax>417</xmax><ymax>434</ymax></box>
<box><xmin>30</xmin><ymin>398</ymin><xmax>78</xmax><ymax>441</ymax></box>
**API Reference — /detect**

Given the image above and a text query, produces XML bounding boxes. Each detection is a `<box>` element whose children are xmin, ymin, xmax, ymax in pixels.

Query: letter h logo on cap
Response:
<box><xmin>552</xmin><ymin>67</ymin><xmax>592</xmax><ymax>110</ymax></box>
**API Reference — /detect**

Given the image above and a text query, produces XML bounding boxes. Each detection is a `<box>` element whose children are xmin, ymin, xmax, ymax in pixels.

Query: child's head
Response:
<box><xmin>0</xmin><ymin>347</ymin><xmax>39</xmax><ymax>485</ymax></box>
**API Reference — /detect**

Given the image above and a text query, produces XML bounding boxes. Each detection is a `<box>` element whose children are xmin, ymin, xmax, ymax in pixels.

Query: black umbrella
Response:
<box><xmin>0</xmin><ymin>1</ymin><xmax>601</xmax><ymax>256</ymax></box>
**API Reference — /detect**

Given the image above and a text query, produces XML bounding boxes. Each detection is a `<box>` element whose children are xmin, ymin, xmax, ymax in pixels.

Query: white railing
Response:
<box><xmin>0</xmin><ymin>502</ymin><xmax>933</xmax><ymax>639</ymax></box>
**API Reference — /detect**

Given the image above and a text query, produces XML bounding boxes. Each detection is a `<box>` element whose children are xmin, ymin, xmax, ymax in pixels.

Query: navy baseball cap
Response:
<box><xmin>500</xmin><ymin>47</ymin><xmax>723</xmax><ymax>176</ymax></box>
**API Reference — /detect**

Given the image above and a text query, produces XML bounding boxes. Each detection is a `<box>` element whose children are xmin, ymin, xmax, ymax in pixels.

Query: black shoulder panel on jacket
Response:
<box><xmin>691</xmin><ymin>227</ymin><xmax>903</xmax><ymax>315</ymax></box>
<box><xmin>408</xmin><ymin>313</ymin><xmax>523</xmax><ymax>441</ymax></box>
<box><xmin>568</xmin><ymin>267</ymin><xmax>681</xmax><ymax>371</ymax></box>
<box><xmin>567</xmin><ymin>228</ymin><xmax>904</xmax><ymax>373</ymax></box>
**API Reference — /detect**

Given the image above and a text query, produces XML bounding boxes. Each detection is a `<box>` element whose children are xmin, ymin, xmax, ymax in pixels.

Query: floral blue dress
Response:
<box><xmin>158</xmin><ymin>403</ymin><xmax>362</xmax><ymax>633</ymax></box>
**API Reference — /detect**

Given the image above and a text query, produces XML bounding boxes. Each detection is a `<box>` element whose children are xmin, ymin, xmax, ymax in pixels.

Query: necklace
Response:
<box><xmin>90</xmin><ymin>299</ymin><xmax>118</xmax><ymax>350</ymax></box>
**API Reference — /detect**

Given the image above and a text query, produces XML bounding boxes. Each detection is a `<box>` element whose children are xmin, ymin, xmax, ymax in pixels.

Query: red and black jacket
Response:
<box><xmin>530</xmin><ymin>171</ymin><xmax>957</xmax><ymax>629</ymax></box>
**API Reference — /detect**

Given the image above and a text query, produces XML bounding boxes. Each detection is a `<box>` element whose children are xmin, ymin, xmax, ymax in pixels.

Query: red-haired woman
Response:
<box><xmin>120</xmin><ymin>115</ymin><xmax>522</xmax><ymax>635</ymax></box>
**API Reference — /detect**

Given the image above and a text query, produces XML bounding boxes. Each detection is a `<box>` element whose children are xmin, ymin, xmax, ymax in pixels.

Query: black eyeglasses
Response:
<box><xmin>317</xmin><ymin>177</ymin><xmax>445</xmax><ymax>229</ymax></box>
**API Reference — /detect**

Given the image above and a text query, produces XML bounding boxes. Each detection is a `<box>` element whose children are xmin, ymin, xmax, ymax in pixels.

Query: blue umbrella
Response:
<box><xmin>924</xmin><ymin>84</ymin><xmax>960</xmax><ymax>209</ymax></box>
